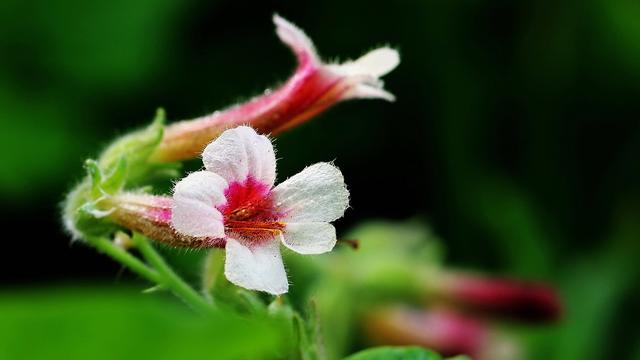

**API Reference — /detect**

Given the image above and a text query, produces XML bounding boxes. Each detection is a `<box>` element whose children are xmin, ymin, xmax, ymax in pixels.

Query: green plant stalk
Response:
<box><xmin>88</xmin><ymin>236</ymin><xmax>162</xmax><ymax>283</ymax></box>
<box><xmin>132</xmin><ymin>234</ymin><xmax>216</xmax><ymax>314</ymax></box>
<box><xmin>202</xmin><ymin>249</ymin><xmax>224</xmax><ymax>302</ymax></box>
<box><xmin>294</xmin><ymin>312</ymin><xmax>321</xmax><ymax>360</ymax></box>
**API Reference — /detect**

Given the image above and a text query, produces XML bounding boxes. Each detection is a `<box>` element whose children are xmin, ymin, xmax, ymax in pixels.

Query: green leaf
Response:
<box><xmin>100</xmin><ymin>156</ymin><xmax>128</xmax><ymax>194</ymax></box>
<box><xmin>0</xmin><ymin>287</ymin><xmax>285</xmax><ymax>360</ymax></box>
<box><xmin>343</xmin><ymin>346</ymin><xmax>444</xmax><ymax>360</ymax></box>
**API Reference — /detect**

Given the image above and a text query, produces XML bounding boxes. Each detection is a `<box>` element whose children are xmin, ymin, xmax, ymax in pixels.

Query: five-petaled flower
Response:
<box><xmin>171</xmin><ymin>126</ymin><xmax>349</xmax><ymax>294</ymax></box>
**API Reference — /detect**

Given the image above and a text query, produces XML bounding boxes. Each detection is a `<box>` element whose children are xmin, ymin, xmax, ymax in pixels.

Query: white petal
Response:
<box><xmin>202</xmin><ymin>126</ymin><xmax>276</xmax><ymax>187</ymax></box>
<box><xmin>273</xmin><ymin>14</ymin><xmax>319</xmax><ymax>64</ymax></box>
<box><xmin>280</xmin><ymin>222</ymin><xmax>337</xmax><ymax>255</ymax></box>
<box><xmin>344</xmin><ymin>82</ymin><xmax>396</xmax><ymax>102</ymax></box>
<box><xmin>351</xmin><ymin>47</ymin><xmax>400</xmax><ymax>77</ymax></box>
<box><xmin>273</xmin><ymin>162</ymin><xmax>349</xmax><ymax>223</ymax></box>
<box><xmin>172</xmin><ymin>171</ymin><xmax>227</xmax><ymax>238</ymax></box>
<box><xmin>330</xmin><ymin>47</ymin><xmax>400</xmax><ymax>78</ymax></box>
<box><xmin>325</xmin><ymin>47</ymin><xmax>399</xmax><ymax>102</ymax></box>
<box><xmin>339</xmin><ymin>47</ymin><xmax>400</xmax><ymax>78</ymax></box>
<box><xmin>224</xmin><ymin>238</ymin><xmax>288</xmax><ymax>295</ymax></box>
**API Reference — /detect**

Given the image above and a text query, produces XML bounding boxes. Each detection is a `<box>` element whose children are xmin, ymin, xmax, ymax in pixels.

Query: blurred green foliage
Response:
<box><xmin>289</xmin><ymin>219</ymin><xmax>640</xmax><ymax>360</ymax></box>
<box><xmin>0</xmin><ymin>287</ymin><xmax>284</xmax><ymax>360</ymax></box>
<box><xmin>0</xmin><ymin>0</ymin><xmax>638</xmax><ymax>359</ymax></box>
<box><xmin>285</xmin><ymin>221</ymin><xmax>443</xmax><ymax>359</ymax></box>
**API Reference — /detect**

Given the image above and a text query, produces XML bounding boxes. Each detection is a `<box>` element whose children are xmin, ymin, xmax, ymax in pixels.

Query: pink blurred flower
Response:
<box><xmin>151</xmin><ymin>15</ymin><xmax>399</xmax><ymax>162</ymax></box>
<box><xmin>432</xmin><ymin>272</ymin><xmax>562</xmax><ymax>322</ymax></box>
<box><xmin>365</xmin><ymin>307</ymin><xmax>490</xmax><ymax>358</ymax></box>
<box><xmin>365</xmin><ymin>307</ymin><xmax>522</xmax><ymax>360</ymax></box>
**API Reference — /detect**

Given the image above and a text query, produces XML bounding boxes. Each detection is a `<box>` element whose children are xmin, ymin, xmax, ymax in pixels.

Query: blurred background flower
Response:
<box><xmin>0</xmin><ymin>0</ymin><xmax>638</xmax><ymax>359</ymax></box>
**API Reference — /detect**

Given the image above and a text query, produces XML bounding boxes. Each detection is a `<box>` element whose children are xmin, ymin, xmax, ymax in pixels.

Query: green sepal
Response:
<box><xmin>85</xmin><ymin>156</ymin><xmax>127</xmax><ymax>199</ymax></box>
<box><xmin>79</xmin><ymin>201</ymin><xmax>113</xmax><ymax>219</ymax></box>
<box><xmin>74</xmin><ymin>200</ymin><xmax>119</xmax><ymax>237</ymax></box>
<box><xmin>64</xmin><ymin>109</ymin><xmax>173</xmax><ymax>241</ymax></box>
<box><xmin>84</xmin><ymin>159</ymin><xmax>102</xmax><ymax>199</ymax></box>
<box><xmin>98</xmin><ymin>108</ymin><xmax>165</xmax><ymax>183</ymax></box>
<box><xmin>100</xmin><ymin>156</ymin><xmax>128</xmax><ymax>194</ymax></box>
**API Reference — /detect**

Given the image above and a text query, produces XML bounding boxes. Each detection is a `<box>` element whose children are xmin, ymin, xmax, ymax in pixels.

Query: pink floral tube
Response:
<box><xmin>150</xmin><ymin>15</ymin><xmax>399</xmax><ymax>162</ymax></box>
<box><xmin>105</xmin><ymin>193</ymin><xmax>225</xmax><ymax>249</ymax></box>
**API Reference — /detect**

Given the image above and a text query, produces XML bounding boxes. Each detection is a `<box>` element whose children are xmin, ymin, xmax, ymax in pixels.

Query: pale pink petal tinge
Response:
<box><xmin>172</xmin><ymin>171</ymin><xmax>227</xmax><ymax>238</ymax></box>
<box><xmin>202</xmin><ymin>126</ymin><xmax>277</xmax><ymax>187</ymax></box>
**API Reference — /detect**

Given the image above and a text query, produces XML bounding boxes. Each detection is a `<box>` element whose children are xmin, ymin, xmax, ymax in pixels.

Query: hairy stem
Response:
<box><xmin>88</xmin><ymin>236</ymin><xmax>162</xmax><ymax>283</ymax></box>
<box><xmin>132</xmin><ymin>234</ymin><xmax>216</xmax><ymax>314</ymax></box>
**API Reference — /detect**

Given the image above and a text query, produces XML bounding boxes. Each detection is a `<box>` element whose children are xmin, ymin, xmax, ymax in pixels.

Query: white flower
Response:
<box><xmin>171</xmin><ymin>126</ymin><xmax>349</xmax><ymax>294</ymax></box>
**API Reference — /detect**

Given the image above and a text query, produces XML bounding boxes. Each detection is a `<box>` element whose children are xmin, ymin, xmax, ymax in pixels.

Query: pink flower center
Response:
<box><xmin>219</xmin><ymin>177</ymin><xmax>284</xmax><ymax>245</ymax></box>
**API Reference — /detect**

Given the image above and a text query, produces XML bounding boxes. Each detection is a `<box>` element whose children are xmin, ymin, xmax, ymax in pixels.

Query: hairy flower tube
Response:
<box><xmin>150</xmin><ymin>15</ymin><xmax>399</xmax><ymax>162</ymax></box>
<box><xmin>170</xmin><ymin>126</ymin><xmax>349</xmax><ymax>294</ymax></box>
<box><xmin>104</xmin><ymin>194</ymin><xmax>226</xmax><ymax>248</ymax></box>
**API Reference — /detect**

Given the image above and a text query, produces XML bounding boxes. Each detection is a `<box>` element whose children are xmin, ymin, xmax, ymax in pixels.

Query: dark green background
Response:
<box><xmin>0</xmin><ymin>0</ymin><xmax>638</xmax><ymax>358</ymax></box>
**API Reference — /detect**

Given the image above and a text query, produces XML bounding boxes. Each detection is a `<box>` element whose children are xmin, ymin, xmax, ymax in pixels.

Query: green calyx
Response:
<box><xmin>63</xmin><ymin>109</ymin><xmax>177</xmax><ymax>239</ymax></box>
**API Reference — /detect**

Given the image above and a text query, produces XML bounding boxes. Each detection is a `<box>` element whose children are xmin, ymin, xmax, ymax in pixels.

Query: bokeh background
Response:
<box><xmin>1</xmin><ymin>0</ymin><xmax>639</xmax><ymax>358</ymax></box>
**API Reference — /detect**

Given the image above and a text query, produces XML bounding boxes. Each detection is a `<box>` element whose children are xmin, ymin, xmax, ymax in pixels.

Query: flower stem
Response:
<box><xmin>132</xmin><ymin>233</ymin><xmax>216</xmax><ymax>314</ymax></box>
<box><xmin>201</xmin><ymin>249</ymin><xmax>224</xmax><ymax>302</ymax></box>
<box><xmin>88</xmin><ymin>236</ymin><xmax>162</xmax><ymax>283</ymax></box>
